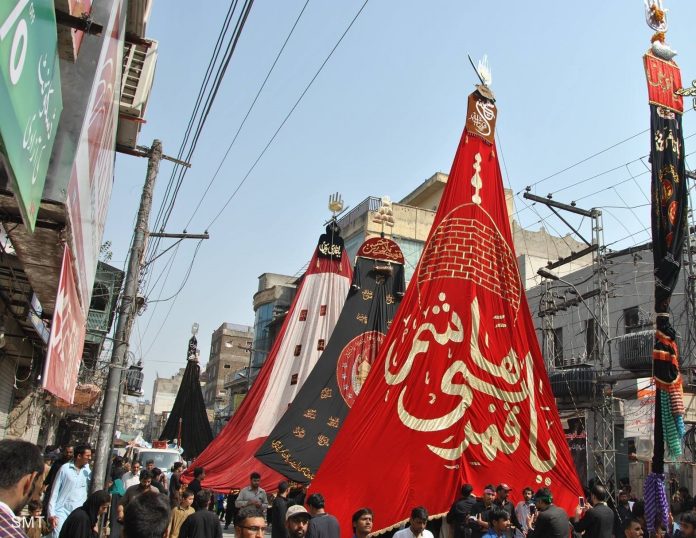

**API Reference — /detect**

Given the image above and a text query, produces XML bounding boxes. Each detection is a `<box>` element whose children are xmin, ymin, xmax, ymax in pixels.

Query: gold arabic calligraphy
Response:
<box><xmin>383</xmin><ymin>296</ymin><xmax>556</xmax><ymax>472</ymax></box>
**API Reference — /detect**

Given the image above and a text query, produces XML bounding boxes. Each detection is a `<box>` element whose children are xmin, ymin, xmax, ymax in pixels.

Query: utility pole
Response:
<box><xmin>92</xmin><ymin>140</ymin><xmax>162</xmax><ymax>491</ymax></box>
<box><xmin>526</xmin><ymin>191</ymin><xmax>616</xmax><ymax>497</ymax></box>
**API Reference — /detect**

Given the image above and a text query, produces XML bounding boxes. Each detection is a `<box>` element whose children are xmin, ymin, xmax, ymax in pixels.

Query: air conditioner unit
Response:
<box><xmin>117</xmin><ymin>39</ymin><xmax>159</xmax><ymax>148</ymax></box>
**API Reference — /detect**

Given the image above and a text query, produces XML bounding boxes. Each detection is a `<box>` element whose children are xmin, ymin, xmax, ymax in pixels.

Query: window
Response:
<box><xmin>553</xmin><ymin>327</ymin><xmax>563</xmax><ymax>367</ymax></box>
<box><xmin>294</xmin><ymin>345</ymin><xmax>302</xmax><ymax>357</ymax></box>
<box><xmin>585</xmin><ymin>319</ymin><xmax>599</xmax><ymax>362</ymax></box>
<box><xmin>317</xmin><ymin>339</ymin><xmax>325</xmax><ymax>351</ymax></box>
<box><xmin>224</xmin><ymin>364</ymin><xmax>231</xmax><ymax>369</ymax></box>
<box><xmin>290</xmin><ymin>373</ymin><xmax>298</xmax><ymax>385</ymax></box>
<box><xmin>320</xmin><ymin>305</ymin><xmax>327</xmax><ymax>316</ymax></box>
<box><xmin>299</xmin><ymin>309</ymin><xmax>308</xmax><ymax>321</ymax></box>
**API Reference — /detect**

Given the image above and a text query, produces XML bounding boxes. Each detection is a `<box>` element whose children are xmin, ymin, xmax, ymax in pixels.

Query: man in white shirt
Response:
<box><xmin>122</xmin><ymin>461</ymin><xmax>142</xmax><ymax>489</ymax></box>
<box><xmin>393</xmin><ymin>507</ymin><xmax>434</xmax><ymax>538</ymax></box>
<box><xmin>47</xmin><ymin>444</ymin><xmax>92</xmax><ymax>538</ymax></box>
<box><xmin>0</xmin><ymin>439</ymin><xmax>45</xmax><ymax>538</ymax></box>
<box><xmin>235</xmin><ymin>472</ymin><xmax>268</xmax><ymax>511</ymax></box>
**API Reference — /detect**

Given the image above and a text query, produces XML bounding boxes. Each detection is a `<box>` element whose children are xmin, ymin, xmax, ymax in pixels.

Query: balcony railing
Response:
<box><xmin>337</xmin><ymin>196</ymin><xmax>381</xmax><ymax>230</ymax></box>
<box><xmin>85</xmin><ymin>310</ymin><xmax>109</xmax><ymax>344</ymax></box>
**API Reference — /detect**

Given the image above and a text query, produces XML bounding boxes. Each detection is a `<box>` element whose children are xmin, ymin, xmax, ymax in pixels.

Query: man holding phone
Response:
<box><xmin>525</xmin><ymin>488</ymin><xmax>569</xmax><ymax>538</ymax></box>
<box><xmin>572</xmin><ymin>485</ymin><xmax>614</xmax><ymax>538</ymax></box>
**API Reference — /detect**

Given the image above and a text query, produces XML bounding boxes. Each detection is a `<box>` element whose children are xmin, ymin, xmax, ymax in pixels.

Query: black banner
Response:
<box><xmin>255</xmin><ymin>240</ymin><xmax>405</xmax><ymax>482</ymax></box>
<box><xmin>565</xmin><ymin>416</ymin><xmax>588</xmax><ymax>488</ymax></box>
<box><xmin>316</xmin><ymin>222</ymin><xmax>345</xmax><ymax>260</ymax></box>
<box><xmin>650</xmin><ymin>105</ymin><xmax>687</xmax><ymax>316</ymax></box>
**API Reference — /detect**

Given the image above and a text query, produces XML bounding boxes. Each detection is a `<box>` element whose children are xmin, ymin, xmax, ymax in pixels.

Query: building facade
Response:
<box><xmin>251</xmin><ymin>274</ymin><xmax>297</xmax><ymax>369</ymax></box>
<box><xmin>525</xmin><ymin>240</ymin><xmax>696</xmax><ymax>494</ymax></box>
<box><xmin>117</xmin><ymin>399</ymin><xmax>151</xmax><ymax>440</ymax></box>
<box><xmin>337</xmin><ymin>172</ymin><xmax>591</xmax><ymax>288</ymax></box>
<box><xmin>0</xmin><ymin>0</ymin><xmax>157</xmax><ymax>445</ymax></box>
<box><xmin>145</xmin><ymin>368</ymin><xmax>186</xmax><ymax>441</ymax></box>
<box><xmin>202</xmin><ymin>323</ymin><xmax>253</xmax><ymax>411</ymax></box>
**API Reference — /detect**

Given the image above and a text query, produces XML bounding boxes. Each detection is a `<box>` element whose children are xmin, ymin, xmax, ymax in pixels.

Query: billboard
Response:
<box><xmin>43</xmin><ymin>246</ymin><xmax>85</xmax><ymax>403</ymax></box>
<box><xmin>0</xmin><ymin>0</ymin><xmax>62</xmax><ymax>231</ymax></box>
<box><xmin>65</xmin><ymin>0</ymin><xmax>124</xmax><ymax>311</ymax></box>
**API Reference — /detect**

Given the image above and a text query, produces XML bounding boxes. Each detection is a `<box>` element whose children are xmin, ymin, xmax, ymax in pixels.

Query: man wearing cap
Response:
<box><xmin>492</xmin><ymin>484</ymin><xmax>520</xmax><ymax>537</ymax></box>
<box><xmin>469</xmin><ymin>485</ymin><xmax>496</xmax><ymax>538</ymax></box>
<box><xmin>526</xmin><ymin>488</ymin><xmax>569</xmax><ymax>538</ymax></box>
<box><xmin>286</xmin><ymin>505</ymin><xmax>311</xmax><ymax>538</ymax></box>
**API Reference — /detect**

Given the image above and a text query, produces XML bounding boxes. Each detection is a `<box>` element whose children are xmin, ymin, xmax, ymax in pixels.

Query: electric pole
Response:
<box><xmin>92</xmin><ymin>140</ymin><xmax>162</xmax><ymax>491</ymax></box>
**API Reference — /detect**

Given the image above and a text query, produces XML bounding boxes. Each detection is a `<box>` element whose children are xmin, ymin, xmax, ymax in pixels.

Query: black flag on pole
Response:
<box><xmin>160</xmin><ymin>334</ymin><xmax>214</xmax><ymax>459</ymax></box>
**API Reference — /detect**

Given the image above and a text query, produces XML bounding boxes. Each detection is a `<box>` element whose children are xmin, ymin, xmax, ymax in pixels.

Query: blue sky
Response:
<box><xmin>103</xmin><ymin>1</ymin><xmax>696</xmax><ymax>400</ymax></box>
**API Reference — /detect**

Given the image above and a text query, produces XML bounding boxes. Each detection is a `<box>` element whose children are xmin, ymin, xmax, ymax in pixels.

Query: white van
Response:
<box><xmin>125</xmin><ymin>446</ymin><xmax>183</xmax><ymax>473</ymax></box>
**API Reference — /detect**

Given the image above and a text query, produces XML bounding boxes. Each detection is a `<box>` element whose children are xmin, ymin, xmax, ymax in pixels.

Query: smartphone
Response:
<box><xmin>579</xmin><ymin>496</ymin><xmax>586</xmax><ymax>508</ymax></box>
<box><xmin>529</xmin><ymin>504</ymin><xmax>537</xmax><ymax>515</ymax></box>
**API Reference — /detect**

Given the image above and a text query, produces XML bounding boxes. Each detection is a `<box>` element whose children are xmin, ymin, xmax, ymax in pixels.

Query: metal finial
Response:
<box><xmin>328</xmin><ymin>192</ymin><xmax>344</xmax><ymax>216</ymax></box>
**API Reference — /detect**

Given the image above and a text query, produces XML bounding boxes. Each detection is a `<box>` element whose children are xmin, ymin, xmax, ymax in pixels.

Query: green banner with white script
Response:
<box><xmin>0</xmin><ymin>0</ymin><xmax>62</xmax><ymax>231</ymax></box>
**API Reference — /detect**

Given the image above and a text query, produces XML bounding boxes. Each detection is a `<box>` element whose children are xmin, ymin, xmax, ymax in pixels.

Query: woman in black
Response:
<box><xmin>59</xmin><ymin>490</ymin><xmax>111</xmax><ymax>538</ymax></box>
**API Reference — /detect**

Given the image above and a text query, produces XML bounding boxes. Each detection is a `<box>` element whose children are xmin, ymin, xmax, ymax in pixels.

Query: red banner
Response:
<box><xmin>644</xmin><ymin>53</ymin><xmax>683</xmax><ymax>113</ymax></box>
<box><xmin>308</xmin><ymin>90</ymin><xmax>582</xmax><ymax>535</ymax></box>
<box><xmin>43</xmin><ymin>246</ymin><xmax>86</xmax><ymax>403</ymax></box>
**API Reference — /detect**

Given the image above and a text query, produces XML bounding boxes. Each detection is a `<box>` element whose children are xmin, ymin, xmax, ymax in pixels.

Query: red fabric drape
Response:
<box><xmin>309</xmin><ymin>92</ymin><xmax>583</xmax><ymax>535</ymax></box>
<box><xmin>183</xmin><ymin>245</ymin><xmax>352</xmax><ymax>492</ymax></box>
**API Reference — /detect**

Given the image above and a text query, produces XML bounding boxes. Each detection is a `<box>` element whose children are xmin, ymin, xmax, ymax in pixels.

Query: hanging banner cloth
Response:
<box><xmin>184</xmin><ymin>224</ymin><xmax>352</xmax><ymax>492</ymax></box>
<box><xmin>256</xmin><ymin>237</ymin><xmax>406</xmax><ymax>482</ymax></box>
<box><xmin>308</xmin><ymin>87</ymin><xmax>583</xmax><ymax>536</ymax></box>
<box><xmin>642</xmin><ymin>11</ymin><xmax>688</xmax><ymax>531</ymax></box>
<box><xmin>159</xmin><ymin>335</ymin><xmax>213</xmax><ymax>459</ymax></box>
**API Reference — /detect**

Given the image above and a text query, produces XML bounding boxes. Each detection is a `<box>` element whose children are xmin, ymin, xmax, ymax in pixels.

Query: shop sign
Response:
<box><xmin>43</xmin><ymin>246</ymin><xmax>85</xmax><ymax>403</ymax></box>
<box><xmin>0</xmin><ymin>0</ymin><xmax>62</xmax><ymax>231</ymax></box>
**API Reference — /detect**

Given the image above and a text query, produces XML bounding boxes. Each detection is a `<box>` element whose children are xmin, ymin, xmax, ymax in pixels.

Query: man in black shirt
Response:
<box><xmin>272</xmin><ymin>482</ymin><xmax>290</xmax><ymax>538</ymax></box>
<box><xmin>491</xmin><ymin>484</ymin><xmax>521</xmax><ymax>536</ymax></box>
<box><xmin>170</xmin><ymin>462</ymin><xmax>184</xmax><ymax>499</ymax></box>
<box><xmin>469</xmin><ymin>485</ymin><xmax>496</xmax><ymax>538</ymax></box>
<box><xmin>180</xmin><ymin>489</ymin><xmax>222</xmax><ymax>538</ymax></box>
<box><xmin>526</xmin><ymin>487</ymin><xmax>570</xmax><ymax>538</ymax></box>
<box><xmin>572</xmin><ymin>485</ymin><xmax>615</xmax><ymax>538</ymax></box>
<box><xmin>307</xmin><ymin>493</ymin><xmax>339</xmax><ymax>538</ymax></box>
<box><xmin>189</xmin><ymin>467</ymin><xmax>205</xmax><ymax>493</ymax></box>
<box><xmin>447</xmin><ymin>484</ymin><xmax>476</xmax><ymax>538</ymax></box>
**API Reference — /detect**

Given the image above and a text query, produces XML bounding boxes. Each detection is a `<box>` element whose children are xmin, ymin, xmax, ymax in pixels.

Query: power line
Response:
<box><xmin>184</xmin><ymin>0</ymin><xmax>312</xmax><ymax>230</ymax></box>
<box><xmin>144</xmin><ymin>0</ymin><xmax>255</xmax><ymax>284</ymax></box>
<box><xmin>147</xmin><ymin>0</ymin><xmax>241</xmax><ymax>246</ymax></box>
<box><xmin>204</xmin><ymin>0</ymin><xmax>372</xmax><ymax>230</ymax></box>
<box><xmin>141</xmin><ymin>241</ymin><xmax>204</xmax><ymax>357</ymax></box>
<box><xmin>524</xmin><ymin>128</ymin><xmax>649</xmax><ymax>191</ymax></box>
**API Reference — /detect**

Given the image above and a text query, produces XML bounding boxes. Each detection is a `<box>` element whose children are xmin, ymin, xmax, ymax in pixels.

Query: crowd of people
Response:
<box><xmin>5</xmin><ymin>438</ymin><xmax>696</xmax><ymax>538</ymax></box>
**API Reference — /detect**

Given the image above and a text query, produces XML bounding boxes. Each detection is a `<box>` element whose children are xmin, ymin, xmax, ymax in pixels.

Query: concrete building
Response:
<box><xmin>145</xmin><ymin>368</ymin><xmax>186</xmax><ymax>441</ymax></box>
<box><xmin>117</xmin><ymin>399</ymin><xmax>151</xmax><ymax>439</ymax></box>
<box><xmin>525</xmin><ymin>241</ymin><xmax>696</xmax><ymax>493</ymax></box>
<box><xmin>202</xmin><ymin>323</ymin><xmax>254</xmax><ymax>428</ymax></box>
<box><xmin>223</xmin><ymin>274</ymin><xmax>297</xmax><ymax>415</ymax></box>
<box><xmin>251</xmin><ymin>274</ymin><xmax>297</xmax><ymax>368</ymax></box>
<box><xmin>338</xmin><ymin>172</ymin><xmax>591</xmax><ymax>288</ymax></box>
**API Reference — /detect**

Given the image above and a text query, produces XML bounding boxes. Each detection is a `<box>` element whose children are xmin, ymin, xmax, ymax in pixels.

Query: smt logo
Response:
<box><xmin>12</xmin><ymin>515</ymin><xmax>46</xmax><ymax>528</ymax></box>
